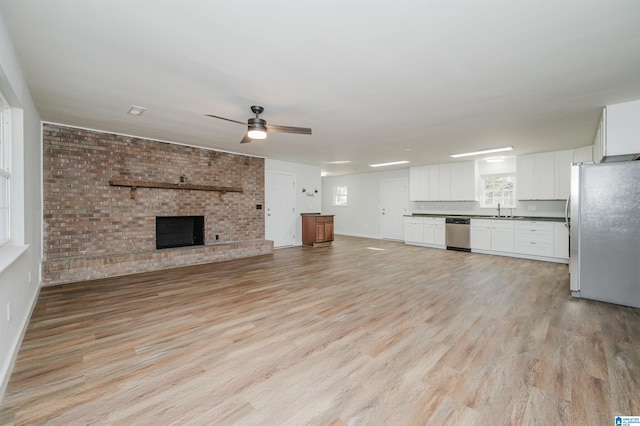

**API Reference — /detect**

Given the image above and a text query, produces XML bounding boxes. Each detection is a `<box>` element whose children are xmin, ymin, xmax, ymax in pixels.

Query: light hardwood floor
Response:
<box><xmin>1</xmin><ymin>235</ymin><xmax>639</xmax><ymax>425</ymax></box>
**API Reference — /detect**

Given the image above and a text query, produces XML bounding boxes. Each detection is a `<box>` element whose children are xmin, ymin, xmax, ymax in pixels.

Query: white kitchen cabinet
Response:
<box><xmin>470</xmin><ymin>219</ymin><xmax>492</xmax><ymax>250</ymax></box>
<box><xmin>534</xmin><ymin>152</ymin><xmax>555</xmax><ymax>200</ymax></box>
<box><xmin>471</xmin><ymin>219</ymin><xmax>514</xmax><ymax>252</ymax></box>
<box><xmin>516</xmin><ymin>155</ymin><xmax>535</xmax><ymax>200</ymax></box>
<box><xmin>514</xmin><ymin>221</ymin><xmax>554</xmax><ymax>257</ymax></box>
<box><xmin>428</xmin><ymin>165</ymin><xmax>440</xmax><ymax>201</ymax></box>
<box><xmin>424</xmin><ymin>217</ymin><xmax>446</xmax><ymax>246</ymax></box>
<box><xmin>409</xmin><ymin>166</ymin><xmax>429</xmax><ymax>201</ymax></box>
<box><xmin>450</xmin><ymin>161</ymin><xmax>477</xmax><ymax>201</ymax></box>
<box><xmin>403</xmin><ymin>217</ymin><xmax>424</xmax><ymax>243</ymax></box>
<box><xmin>573</xmin><ymin>145</ymin><xmax>593</xmax><ymax>164</ymax></box>
<box><xmin>491</xmin><ymin>220</ymin><xmax>515</xmax><ymax>252</ymax></box>
<box><xmin>595</xmin><ymin>99</ymin><xmax>640</xmax><ymax>162</ymax></box>
<box><xmin>404</xmin><ymin>217</ymin><xmax>445</xmax><ymax>248</ymax></box>
<box><xmin>438</xmin><ymin>164</ymin><xmax>451</xmax><ymax>201</ymax></box>
<box><xmin>517</xmin><ymin>151</ymin><xmax>567</xmax><ymax>200</ymax></box>
<box><xmin>411</xmin><ymin>161</ymin><xmax>476</xmax><ymax>202</ymax></box>
<box><xmin>553</xmin><ymin>222</ymin><xmax>569</xmax><ymax>259</ymax></box>
<box><xmin>554</xmin><ymin>149</ymin><xmax>573</xmax><ymax>199</ymax></box>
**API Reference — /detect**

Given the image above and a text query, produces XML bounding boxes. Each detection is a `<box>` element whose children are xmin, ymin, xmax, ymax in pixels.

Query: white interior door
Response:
<box><xmin>265</xmin><ymin>171</ymin><xmax>296</xmax><ymax>247</ymax></box>
<box><xmin>380</xmin><ymin>178</ymin><xmax>409</xmax><ymax>240</ymax></box>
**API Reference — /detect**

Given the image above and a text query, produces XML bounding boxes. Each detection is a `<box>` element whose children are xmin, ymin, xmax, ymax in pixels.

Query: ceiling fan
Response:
<box><xmin>205</xmin><ymin>105</ymin><xmax>312</xmax><ymax>144</ymax></box>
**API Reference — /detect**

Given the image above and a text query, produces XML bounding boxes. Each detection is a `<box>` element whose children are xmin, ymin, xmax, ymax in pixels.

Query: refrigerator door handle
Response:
<box><xmin>564</xmin><ymin>193</ymin><xmax>571</xmax><ymax>231</ymax></box>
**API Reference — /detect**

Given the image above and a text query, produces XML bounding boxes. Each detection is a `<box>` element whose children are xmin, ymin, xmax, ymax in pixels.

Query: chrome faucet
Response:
<box><xmin>497</xmin><ymin>202</ymin><xmax>501</xmax><ymax>217</ymax></box>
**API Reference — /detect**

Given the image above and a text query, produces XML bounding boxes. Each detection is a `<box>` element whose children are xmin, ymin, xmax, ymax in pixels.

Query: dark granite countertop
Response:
<box><xmin>404</xmin><ymin>214</ymin><xmax>566</xmax><ymax>222</ymax></box>
<box><xmin>300</xmin><ymin>213</ymin><xmax>335</xmax><ymax>217</ymax></box>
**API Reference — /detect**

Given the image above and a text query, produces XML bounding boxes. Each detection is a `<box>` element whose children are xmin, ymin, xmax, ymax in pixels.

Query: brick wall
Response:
<box><xmin>42</xmin><ymin>124</ymin><xmax>273</xmax><ymax>285</ymax></box>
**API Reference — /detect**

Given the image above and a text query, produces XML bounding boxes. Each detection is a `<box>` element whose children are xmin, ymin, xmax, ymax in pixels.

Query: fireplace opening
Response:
<box><xmin>156</xmin><ymin>216</ymin><xmax>205</xmax><ymax>249</ymax></box>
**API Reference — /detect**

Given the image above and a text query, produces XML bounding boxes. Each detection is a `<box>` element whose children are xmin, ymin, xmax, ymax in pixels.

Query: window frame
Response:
<box><xmin>480</xmin><ymin>172</ymin><xmax>516</xmax><ymax>209</ymax></box>
<box><xmin>332</xmin><ymin>185</ymin><xmax>348</xmax><ymax>207</ymax></box>
<box><xmin>0</xmin><ymin>90</ymin><xmax>11</xmax><ymax>246</ymax></box>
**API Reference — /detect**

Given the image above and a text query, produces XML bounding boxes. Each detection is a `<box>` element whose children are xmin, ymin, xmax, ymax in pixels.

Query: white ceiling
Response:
<box><xmin>2</xmin><ymin>1</ymin><xmax>640</xmax><ymax>175</ymax></box>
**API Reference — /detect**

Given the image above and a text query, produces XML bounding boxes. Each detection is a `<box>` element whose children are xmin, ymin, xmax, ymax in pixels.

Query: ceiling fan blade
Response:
<box><xmin>204</xmin><ymin>114</ymin><xmax>246</xmax><ymax>125</ymax></box>
<box><xmin>240</xmin><ymin>133</ymin><xmax>252</xmax><ymax>144</ymax></box>
<box><xmin>266</xmin><ymin>124</ymin><xmax>312</xmax><ymax>135</ymax></box>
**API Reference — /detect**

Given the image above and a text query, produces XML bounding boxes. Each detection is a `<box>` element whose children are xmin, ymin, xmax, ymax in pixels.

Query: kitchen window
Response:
<box><xmin>480</xmin><ymin>173</ymin><xmax>515</xmax><ymax>209</ymax></box>
<box><xmin>333</xmin><ymin>185</ymin><xmax>348</xmax><ymax>206</ymax></box>
<box><xmin>0</xmin><ymin>90</ymin><xmax>10</xmax><ymax>245</ymax></box>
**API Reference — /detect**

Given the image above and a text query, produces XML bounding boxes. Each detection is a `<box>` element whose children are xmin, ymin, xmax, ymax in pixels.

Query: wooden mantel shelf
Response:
<box><xmin>109</xmin><ymin>179</ymin><xmax>243</xmax><ymax>200</ymax></box>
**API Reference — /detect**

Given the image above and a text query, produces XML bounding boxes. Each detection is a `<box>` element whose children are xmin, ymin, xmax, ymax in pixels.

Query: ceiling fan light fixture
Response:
<box><xmin>247</xmin><ymin>127</ymin><xmax>267</xmax><ymax>139</ymax></box>
<box><xmin>248</xmin><ymin>117</ymin><xmax>267</xmax><ymax>139</ymax></box>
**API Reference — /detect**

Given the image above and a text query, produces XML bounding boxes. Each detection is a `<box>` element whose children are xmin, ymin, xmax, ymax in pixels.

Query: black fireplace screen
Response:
<box><xmin>156</xmin><ymin>216</ymin><xmax>205</xmax><ymax>249</ymax></box>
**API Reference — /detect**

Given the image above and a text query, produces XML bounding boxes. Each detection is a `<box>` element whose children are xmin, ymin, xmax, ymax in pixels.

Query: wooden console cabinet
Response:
<box><xmin>301</xmin><ymin>214</ymin><xmax>334</xmax><ymax>247</ymax></box>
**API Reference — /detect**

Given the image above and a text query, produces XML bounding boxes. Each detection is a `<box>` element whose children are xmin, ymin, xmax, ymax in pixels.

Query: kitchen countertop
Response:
<box><xmin>404</xmin><ymin>213</ymin><xmax>566</xmax><ymax>222</ymax></box>
<box><xmin>300</xmin><ymin>213</ymin><xmax>335</xmax><ymax>217</ymax></box>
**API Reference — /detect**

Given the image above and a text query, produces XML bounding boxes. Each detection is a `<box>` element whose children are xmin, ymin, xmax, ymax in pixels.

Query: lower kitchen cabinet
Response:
<box><xmin>471</xmin><ymin>219</ymin><xmax>514</xmax><ymax>252</ymax></box>
<box><xmin>553</xmin><ymin>222</ymin><xmax>570</xmax><ymax>259</ymax></box>
<box><xmin>424</xmin><ymin>217</ymin><xmax>446</xmax><ymax>246</ymax></box>
<box><xmin>409</xmin><ymin>216</ymin><xmax>568</xmax><ymax>264</ymax></box>
<box><xmin>404</xmin><ymin>217</ymin><xmax>445</xmax><ymax>248</ymax></box>
<box><xmin>403</xmin><ymin>217</ymin><xmax>424</xmax><ymax>243</ymax></box>
<box><xmin>514</xmin><ymin>221</ymin><xmax>554</xmax><ymax>257</ymax></box>
<box><xmin>302</xmin><ymin>215</ymin><xmax>334</xmax><ymax>247</ymax></box>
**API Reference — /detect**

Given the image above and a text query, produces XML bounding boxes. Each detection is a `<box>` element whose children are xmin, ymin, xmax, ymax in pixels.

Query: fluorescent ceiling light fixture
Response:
<box><xmin>449</xmin><ymin>146</ymin><xmax>513</xmax><ymax>158</ymax></box>
<box><xmin>326</xmin><ymin>161</ymin><xmax>352</xmax><ymax>164</ymax></box>
<box><xmin>485</xmin><ymin>156</ymin><xmax>506</xmax><ymax>163</ymax></box>
<box><xmin>321</xmin><ymin>171</ymin><xmax>328</xmax><ymax>177</ymax></box>
<box><xmin>127</xmin><ymin>105</ymin><xmax>146</xmax><ymax>116</ymax></box>
<box><xmin>369</xmin><ymin>160</ymin><xmax>409</xmax><ymax>168</ymax></box>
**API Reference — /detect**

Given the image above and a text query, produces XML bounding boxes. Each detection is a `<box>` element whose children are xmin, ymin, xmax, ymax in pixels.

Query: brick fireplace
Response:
<box><xmin>42</xmin><ymin>124</ymin><xmax>273</xmax><ymax>285</ymax></box>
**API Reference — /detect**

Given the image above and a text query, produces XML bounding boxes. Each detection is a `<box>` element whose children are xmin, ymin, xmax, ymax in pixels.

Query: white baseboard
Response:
<box><xmin>334</xmin><ymin>232</ymin><xmax>382</xmax><ymax>240</ymax></box>
<box><xmin>0</xmin><ymin>284</ymin><xmax>40</xmax><ymax>402</ymax></box>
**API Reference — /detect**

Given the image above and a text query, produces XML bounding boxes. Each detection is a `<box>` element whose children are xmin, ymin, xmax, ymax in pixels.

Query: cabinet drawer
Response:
<box><xmin>514</xmin><ymin>221</ymin><xmax>554</xmax><ymax>232</ymax></box>
<box><xmin>515</xmin><ymin>230</ymin><xmax>553</xmax><ymax>244</ymax></box>
<box><xmin>315</xmin><ymin>216</ymin><xmax>333</xmax><ymax>223</ymax></box>
<box><xmin>515</xmin><ymin>241</ymin><xmax>554</xmax><ymax>257</ymax></box>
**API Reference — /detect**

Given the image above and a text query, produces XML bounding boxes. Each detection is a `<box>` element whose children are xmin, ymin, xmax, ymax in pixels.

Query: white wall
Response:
<box><xmin>322</xmin><ymin>169</ymin><xmax>409</xmax><ymax>239</ymax></box>
<box><xmin>265</xmin><ymin>159</ymin><xmax>321</xmax><ymax>246</ymax></box>
<box><xmin>0</xmin><ymin>9</ymin><xmax>43</xmax><ymax>400</ymax></box>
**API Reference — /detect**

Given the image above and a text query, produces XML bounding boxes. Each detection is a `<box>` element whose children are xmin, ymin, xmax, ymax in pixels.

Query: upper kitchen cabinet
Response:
<box><xmin>573</xmin><ymin>145</ymin><xmax>593</xmax><ymax>164</ymax></box>
<box><xmin>594</xmin><ymin>99</ymin><xmax>640</xmax><ymax>163</ymax></box>
<box><xmin>409</xmin><ymin>165</ymin><xmax>429</xmax><ymax>201</ymax></box>
<box><xmin>438</xmin><ymin>164</ymin><xmax>451</xmax><ymax>201</ymax></box>
<box><xmin>428</xmin><ymin>165</ymin><xmax>441</xmax><ymax>200</ymax></box>
<box><xmin>450</xmin><ymin>161</ymin><xmax>477</xmax><ymax>201</ymax></box>
<box><xmin>517</xmin><ymin>150</ymin><xmax>571</xmax><ymax>200</ymax></box>
<box><xmin>553</xmin><ymin>149</ymin><xmax>573</xmax><ymax>199</ymax></box>
<box><xmin>409</xmin><ymin>161</ymin><xmax>476</xmax><ymax>201</ymax></box>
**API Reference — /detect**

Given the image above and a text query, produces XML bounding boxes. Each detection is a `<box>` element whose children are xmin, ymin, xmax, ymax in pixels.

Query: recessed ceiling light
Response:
<box><xmin>127</xmin><ymin>105</ymin><xmax>147</xmax><ymax>116</ymax></box>
<box><xmin>369</xmin><ymin>160</ymin><xmax>410</xmax><ymax>168</ymax></box>
<box><xmin>449</xmin><ymin>146</ymin><xmax>513</xmax><ymax>158</ymax></box>
<box><xmin>321</xmin><ymin>171</ymin><xmax>328</xmax><ymax>177</ymax></box>
<box><xmin>326</xmin><ymin>161</ymin><xmax>352</xmax><ymax>164</ymax></box>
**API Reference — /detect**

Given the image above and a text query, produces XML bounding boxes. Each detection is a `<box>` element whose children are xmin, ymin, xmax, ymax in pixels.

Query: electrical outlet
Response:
<box><xmin>6</xmin><ymin>302</ymin><xmax>10</xmax><ymax>323</ymax></box>
<box><xmin>528</xmin><ymin>205</ymin><xmax>536</xmax><ymax>212</ymax></box>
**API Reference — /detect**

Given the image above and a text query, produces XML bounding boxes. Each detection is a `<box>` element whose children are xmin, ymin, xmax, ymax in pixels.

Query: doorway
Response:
<box><xmin>265</xmin><ymin>171</ymin><xmax>296</xmax><ymax>247</ymax></box>
<box><xmin>380</xmin><ymin>178</ymin><xmax>409</xmax><ymax>240</ymax></box>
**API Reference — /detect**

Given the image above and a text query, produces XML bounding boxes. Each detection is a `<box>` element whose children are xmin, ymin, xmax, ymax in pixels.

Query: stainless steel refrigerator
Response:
<box><xmin>568</xmin><ymin>161</ymin><xmax>640</xmax><ymax>308</ymax></box>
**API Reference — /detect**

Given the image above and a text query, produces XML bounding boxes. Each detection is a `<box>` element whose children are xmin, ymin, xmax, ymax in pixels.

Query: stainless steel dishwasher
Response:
<box><xmin>445</xmin><ymin>217</ymin><xmax>471</xmax><ymax>252</ymax></box>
